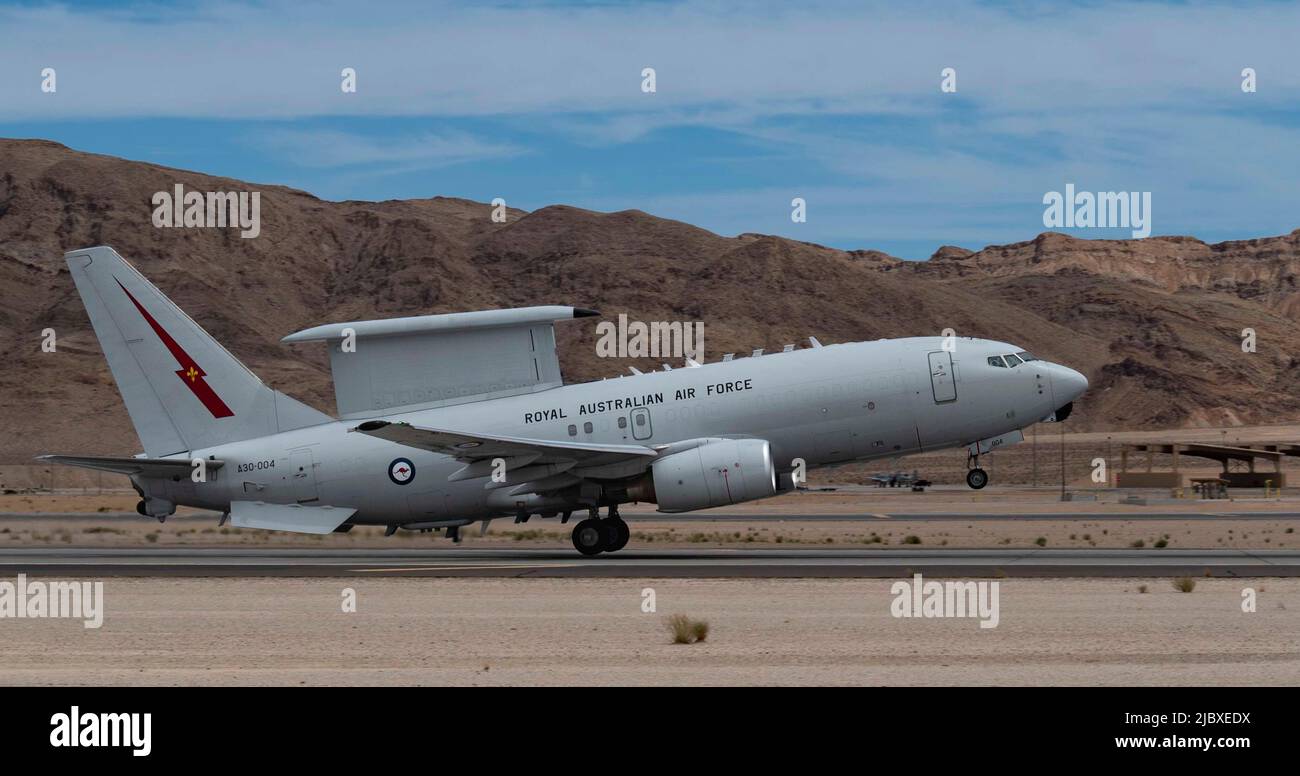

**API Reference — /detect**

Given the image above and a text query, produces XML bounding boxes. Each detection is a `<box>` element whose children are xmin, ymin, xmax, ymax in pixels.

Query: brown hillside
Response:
<box><xmin>1</xmin><ymin>139</ymin><xmax>1297</xmax><ymax>460</ymax></box>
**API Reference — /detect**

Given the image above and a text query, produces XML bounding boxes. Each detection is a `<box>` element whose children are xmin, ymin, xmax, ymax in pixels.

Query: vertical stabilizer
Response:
<box><xmin>64</xmin><ymin>246</ymin><xmax>330</xmax><ymax>456</ymax></box>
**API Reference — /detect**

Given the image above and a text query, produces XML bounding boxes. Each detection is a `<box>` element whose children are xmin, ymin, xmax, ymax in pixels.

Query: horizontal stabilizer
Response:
<box><xmin>37</xmin><ymin>454</ymin><xmax>224</xmax><ymax>477</ymax></box>
<box><xmin>229</xmin><ymin>501</ymin><xmax>356</xmax><ymax>534</ymax></box>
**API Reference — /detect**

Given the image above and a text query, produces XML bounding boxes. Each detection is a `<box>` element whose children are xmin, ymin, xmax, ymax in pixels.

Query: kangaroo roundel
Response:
<box><xmin>388</xmin><ymin>457</ymin><xmax>416</xmax><ymax>485</ymax></box>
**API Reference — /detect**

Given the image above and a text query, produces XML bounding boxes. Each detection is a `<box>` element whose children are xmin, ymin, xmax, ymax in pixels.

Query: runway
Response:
<box><xmin>6</xmin><ymin>511</ymin><xmax>1300</xmax><ymax>522</ymax></box>
<box><xmin>633</xmin><ymin>512</ymin><xmax>1300</xmax><ymax>522</ymax></box>
<box><xmin>2</xmin><ymin>547</ymin><xmax>1299</xmax><ymax>578</ymax></box>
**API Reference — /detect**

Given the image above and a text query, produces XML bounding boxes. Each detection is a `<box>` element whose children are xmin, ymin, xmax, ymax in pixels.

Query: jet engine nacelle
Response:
<box><xmin>646</xmin><ymin>438</ymin><xmax>777</xmax><ymax>512</ymax></box>
<box><xmin>135</xmin><ymin>496</ymin><xmax>175</xmax><ymax>519</ymax></box>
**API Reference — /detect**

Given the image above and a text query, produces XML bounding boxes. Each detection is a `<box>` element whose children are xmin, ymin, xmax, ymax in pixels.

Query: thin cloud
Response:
<box><xmin>249</xmin><ymin>128</ymin><xmax>526</xmax><ymax>170</ymax></box>
<box><xmin>3</xmin><ymin>0</ymin><xmax>1296</xmax><ymax>256</ymax></box>
<box><xmin>0</xmin><ymin>1</ymin><xmax>1295</xmax><ymax>122</ymax></box>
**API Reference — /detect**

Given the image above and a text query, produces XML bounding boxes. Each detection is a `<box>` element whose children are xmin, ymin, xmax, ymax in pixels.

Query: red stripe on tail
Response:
<box><xmin>115</xmin><ymin>278</ymin><xmax>235</xmax><ymax>419</ymax></box>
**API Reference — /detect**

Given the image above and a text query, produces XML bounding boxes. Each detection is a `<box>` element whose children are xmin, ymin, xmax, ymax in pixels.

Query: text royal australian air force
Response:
<box><xmin>523</xmin><ymin>378</ymin><xmax>754</xmax><ymax>424</ymax></box>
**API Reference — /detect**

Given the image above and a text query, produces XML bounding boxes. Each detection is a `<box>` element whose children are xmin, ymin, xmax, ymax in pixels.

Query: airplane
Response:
<box><xmin>40</xmin><ymin>247</ymin><xmax>1089</xmax><ymax>556</ymax></box>
<box><xmin>869</xmin><ymin>470</ymin><xmax>930</xmax><ymax>489</ymax></box>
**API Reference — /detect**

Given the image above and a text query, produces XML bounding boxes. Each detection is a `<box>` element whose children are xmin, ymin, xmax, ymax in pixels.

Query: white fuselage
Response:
<box><xmin>150</xmin><ymin>336</ymin><xmax>1084</xmax><ymax>526</ymax></box>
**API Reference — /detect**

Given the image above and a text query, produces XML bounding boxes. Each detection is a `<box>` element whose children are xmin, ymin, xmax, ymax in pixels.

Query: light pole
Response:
<box><xmin>1107</xmin><ymin>435</ymin><xmax>1112</xmax><ymax>489</ymax></box>
<box><xmin>1059</xmin><ymin>422</ymin><xmax>1066</xmax><ymax>500</ymax></box>
<box><xmin>1032</xmin><ymin>423</ymin><xmax>1038</xmax><ymax>488</ymax></box>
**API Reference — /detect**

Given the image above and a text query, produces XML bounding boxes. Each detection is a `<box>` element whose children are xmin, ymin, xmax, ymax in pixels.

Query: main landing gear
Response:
<box><xmin>571</xmin><ymin>505</ymin><xmax>630</xmax><ymax>556</ymax></box>
<box><xmin>965</xmin><ymin>451</ymin><xmax>989</xmax><ymax>490</ymax></box>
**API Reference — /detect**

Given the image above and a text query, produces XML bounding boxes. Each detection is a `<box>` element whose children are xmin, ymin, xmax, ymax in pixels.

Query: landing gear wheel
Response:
<box><xmin>966</xmin><ymin>468</ymin><xmax>989</xmax><ymax>490</ymax></box>
<box><xmin>572</xmin><ymin>518</ymin><xmax>605</xmax><ymax>556</ymax></box>
<box><xmin>602</xmin><ymin>517</ymin><xmax>630</xmax><ymax>553</ymax></box>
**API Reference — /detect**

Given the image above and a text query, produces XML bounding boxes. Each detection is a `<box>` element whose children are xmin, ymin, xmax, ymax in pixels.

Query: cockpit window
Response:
<box><xmin>1016</xmin><ymin>351</ymin><xmax>1037</xmax><ymax>362</ymax></box>
<box><xmin>987</xmin><ymin>356</ymin><xmax>1008</xmax><ymax>368</ymax></box>
<box><xmin>1004</xmin><ymin>353</ymin><xmax>1024</xmax><ymax>366</ymax></box>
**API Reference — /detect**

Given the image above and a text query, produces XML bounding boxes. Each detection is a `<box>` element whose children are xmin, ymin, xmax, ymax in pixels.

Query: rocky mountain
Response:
<box><xmin>1</xmin><ymin>138</ymin><xmax>1297</xmax><ymax>461</ymax></box>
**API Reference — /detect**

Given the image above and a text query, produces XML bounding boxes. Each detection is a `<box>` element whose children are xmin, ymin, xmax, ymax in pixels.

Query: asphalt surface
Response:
<box><xmin>6</xmin><ymin>511</ymin><xmax>1300</xmax><ymax>522</ymax></box>
<box><xmin>2</xmin><ymin>548</ymin><xmax>1298</xmax><ymax>578</ymax></box>
<box><xmin>633</xmin><ymin>512</ymin><xmax>1300</xmax><ymax>522</ymax></box>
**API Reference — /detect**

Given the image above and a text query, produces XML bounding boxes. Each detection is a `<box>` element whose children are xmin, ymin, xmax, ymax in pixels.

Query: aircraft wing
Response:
<box><xmin>37</xmin><ymin>454</ymin><xmax>224</xmax><ymax>477</ymax></box>
<box><xmin>352</xmin><ymin>420</ymin><xmax>658</xmax><ymax>464</ymax></box>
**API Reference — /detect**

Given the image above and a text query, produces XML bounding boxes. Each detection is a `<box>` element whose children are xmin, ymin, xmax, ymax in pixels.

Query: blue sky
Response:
<box><xmin>1</xmin><ymin>0</ymin><xmax>1298</xmax><ymax>258</ymax></box>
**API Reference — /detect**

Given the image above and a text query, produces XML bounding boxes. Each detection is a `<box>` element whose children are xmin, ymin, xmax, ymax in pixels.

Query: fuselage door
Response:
<box><xmin>927</xmin><ymin>351</ymin><xmax>957</xmax><ymax>403</ymax></box>
<box><xmin>630</xmin><ymin>407</ymin><xmax>653</xmax><ymax>440</ymax></box>
<box><xmin>289</xmin><ymin>448</ymin><xmax>319</xmax><ymax>503</ymax></box>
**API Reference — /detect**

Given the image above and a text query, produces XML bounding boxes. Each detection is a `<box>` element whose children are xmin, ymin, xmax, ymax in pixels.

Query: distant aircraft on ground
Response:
<box><xmin>41</xmin><ymin>247</ymin><xmax>1088</xmax><ymax>555</ymax></box>
<box><xmin>870</xmin><ymin>470</ymin><xmax>931</xmax><ymax>490</ymax></box>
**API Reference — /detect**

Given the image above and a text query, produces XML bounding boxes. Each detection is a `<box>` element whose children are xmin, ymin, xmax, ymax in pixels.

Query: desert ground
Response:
<box><xmin>2</xmin><ymin>481</ymin><xmax>1297</xmax><ymax>551</ymax></box>
<box><xmin>1</xmin><ymin>577</ymin><xmax>1295</xmax><ymax>686</ymax></box>
<box><xmin>2</xmin><ymin>424</ymin><xmax>1297</xmax><ymax>685</ymax></box>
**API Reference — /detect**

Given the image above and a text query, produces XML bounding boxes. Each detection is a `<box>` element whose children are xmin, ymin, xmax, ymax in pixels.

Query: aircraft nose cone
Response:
<box><xmin>1051</xmin><ymin>364</ymin><xmax>1089</xmax><ymax>403</ymax></box>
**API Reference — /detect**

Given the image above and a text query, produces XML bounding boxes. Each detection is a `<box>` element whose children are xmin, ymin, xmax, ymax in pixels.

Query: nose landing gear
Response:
<box><xmin>966</xmin><ymin>452</ymin><xmax>989</xmax><ymax>490</ymax></box>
